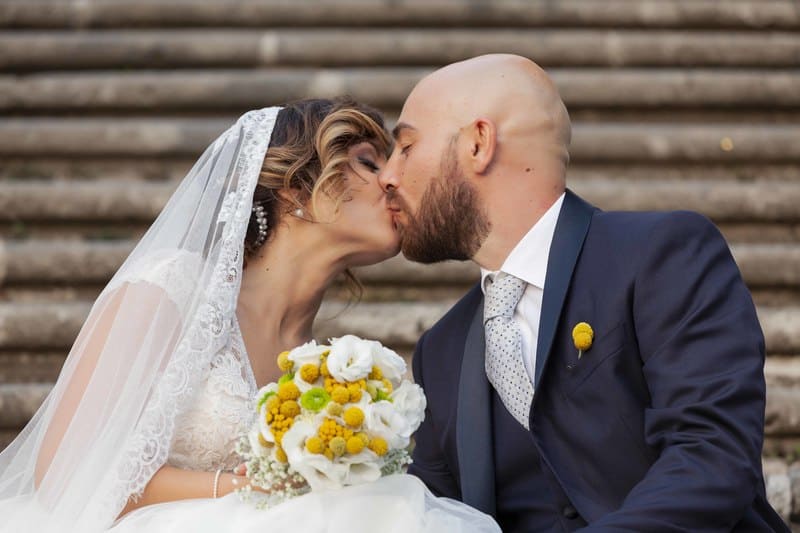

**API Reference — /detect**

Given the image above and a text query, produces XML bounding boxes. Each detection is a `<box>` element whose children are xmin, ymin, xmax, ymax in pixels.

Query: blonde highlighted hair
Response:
<box><xmin>245</xmin><ymin>96</ymin><xmax>391</xmax><ymax>259</ymax></box>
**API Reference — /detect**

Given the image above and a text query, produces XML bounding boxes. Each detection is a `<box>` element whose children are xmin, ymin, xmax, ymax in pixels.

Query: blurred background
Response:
<box><xmin>0</xmin><ymin>0</ymin><xmax>798</xmax><ymax>525</ymax></box>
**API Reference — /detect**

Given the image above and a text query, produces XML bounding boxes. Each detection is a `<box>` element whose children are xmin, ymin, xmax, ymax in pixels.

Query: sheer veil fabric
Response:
<box><xmin>0</xmin><ymin>107</ymin><xmax>281</xmax><ymax>532</ymax></box>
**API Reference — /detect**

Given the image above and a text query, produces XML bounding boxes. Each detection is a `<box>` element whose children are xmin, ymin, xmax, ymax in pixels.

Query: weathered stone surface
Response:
<box><xmin>764</xmin><ymin>458</ymin><xmax>793</xmax><ymax>521</ymax></box>
<box><xmin>3</xmin><ymin>240</ymin><xmax>800</xmax><ymax>290</ymax></box>
<box><xmin>3</xmin><ymin>68</ymin><xmax>800</xmax><ymax>111</ymax></box>
<box><xmin>766</xmin><ymin>387</ymin><xmax>800</xmax><ymax>437</ymax></box>
<box><xmin>3</xmin><ymin>0</ymin><xmax>799</xmax><ymax>30</ymax></box>
<box><xmin>2</xmin><ymin>29</ymin><xmax>799</xmax><ymax>71</ymax></box>
<box><xmin>0</xmin><ymin>383</ymin><xmax>50</xmax><ymax>428</ymax></box>
<box><xmin>2</xmin><ymin>119</ymin><xmax>799</xmax><ymax>162</ymax></box>
<box><xmin>2</xmin><ymin>178</ymin><xmax>798</xmax><ymax>224</ymax></box>
<box><xmin>1</xmin><ymin>301</ymin><xmax>797</xmax><ymax>354</ymax></box>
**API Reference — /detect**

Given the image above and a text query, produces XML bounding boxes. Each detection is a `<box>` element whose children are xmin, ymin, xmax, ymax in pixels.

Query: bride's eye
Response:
<box><xmin>358</xmin><ymin>157</ymin><xmax>380</xmax><ymax>173</ymax></box>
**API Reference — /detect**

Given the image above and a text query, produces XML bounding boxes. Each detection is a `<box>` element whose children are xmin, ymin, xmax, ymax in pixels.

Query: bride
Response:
<box><xmin>0</xmin><ymin>99</ymin><xmax>500</xmax><ymax>532</ymax></box>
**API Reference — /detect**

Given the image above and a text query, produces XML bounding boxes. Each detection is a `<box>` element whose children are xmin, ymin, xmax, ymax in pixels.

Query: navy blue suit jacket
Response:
<box><xmin>409</xmin><ymin>190</ymin><xmax>787</xmax><ymax>531</ymax></box>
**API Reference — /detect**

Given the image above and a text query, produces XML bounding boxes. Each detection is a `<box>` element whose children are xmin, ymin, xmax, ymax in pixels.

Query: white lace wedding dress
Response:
<box><xmin>108</xmin><ymin>309</ymin><xmax>500</xmax><ymax>533</ymax></box>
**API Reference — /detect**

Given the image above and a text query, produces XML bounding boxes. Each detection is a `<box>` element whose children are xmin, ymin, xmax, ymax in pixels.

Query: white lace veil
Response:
<box><xmin>0</xmin><ymin>107</ymin><xmax>282</xmax><ymax>532</ymax></box>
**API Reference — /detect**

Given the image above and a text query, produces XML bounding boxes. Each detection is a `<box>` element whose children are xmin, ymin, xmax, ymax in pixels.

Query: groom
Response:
<box><xmin>378</xmin><ymin>54</ymin><xmax>788</xmax><ymax>531</ymax></box>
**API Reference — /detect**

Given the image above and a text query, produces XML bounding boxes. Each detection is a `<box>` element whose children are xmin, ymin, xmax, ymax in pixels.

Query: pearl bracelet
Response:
<box><xmin>212</xmin><ymin>469</ymin><xmax>222</xmax><ymax>499</ymax></box>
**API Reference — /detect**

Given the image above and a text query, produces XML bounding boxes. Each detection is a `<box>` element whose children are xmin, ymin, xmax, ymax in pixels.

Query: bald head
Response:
<box><xmin>400</xmin><ymin>54</ymin><xmax>571</xmax><ymax>172</ymax></box>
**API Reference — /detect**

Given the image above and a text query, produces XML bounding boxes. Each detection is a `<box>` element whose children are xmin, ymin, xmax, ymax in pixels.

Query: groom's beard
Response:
<box><xmin>393</xmin><ymin>144</ymin><xmax>490</xmax><ymax>264</ymax></box>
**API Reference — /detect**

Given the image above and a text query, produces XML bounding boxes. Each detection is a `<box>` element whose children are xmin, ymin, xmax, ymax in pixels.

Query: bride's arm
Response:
<box><xmin>118</xmin><ymin>466</ymin><xmax>246</xmax><ymax>517</ymax></box>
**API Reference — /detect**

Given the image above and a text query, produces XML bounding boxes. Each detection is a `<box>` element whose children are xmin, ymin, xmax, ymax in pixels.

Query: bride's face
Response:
<box><xmin>316</xmin><ymin>141</ymin><xmax>399</xmax><ymax>266</ymax></box>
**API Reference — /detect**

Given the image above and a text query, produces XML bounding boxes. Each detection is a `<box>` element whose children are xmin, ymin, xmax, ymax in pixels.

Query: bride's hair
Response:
<box><xmin>245</xmin><ymin>97</ymin><xmax>391</xmax><ymax>257</ymax></box>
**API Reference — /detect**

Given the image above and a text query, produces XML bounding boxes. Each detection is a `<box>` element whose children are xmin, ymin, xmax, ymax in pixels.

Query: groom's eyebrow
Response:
<box><xmin>392</xmin><ymin>122</ymin><xmax>416</xmax><ymax>141</ymax></box>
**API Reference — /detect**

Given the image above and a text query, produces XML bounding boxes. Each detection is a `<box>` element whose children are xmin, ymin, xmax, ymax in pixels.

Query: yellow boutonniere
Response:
<box><xmin>572</xmin><ymin>322</ymin><xmax>594</xmax><ymax>359</ymax></box>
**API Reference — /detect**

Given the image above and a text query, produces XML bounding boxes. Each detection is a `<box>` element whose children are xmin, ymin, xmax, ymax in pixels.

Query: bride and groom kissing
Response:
<box><xmin>0</xmin><ymin>54</ymin><xmax>787</xmax><ymax>532</ymax></box>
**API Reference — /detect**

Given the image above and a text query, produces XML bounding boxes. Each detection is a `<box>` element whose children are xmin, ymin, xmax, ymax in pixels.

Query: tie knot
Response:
<box><xmin>484</xmin><ymin>272</ymin><xmax>526</xmax><ymax>322</ymax></box>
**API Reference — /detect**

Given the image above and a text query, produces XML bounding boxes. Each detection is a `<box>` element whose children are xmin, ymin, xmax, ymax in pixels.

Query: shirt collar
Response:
<box><xmin>480</xmin><ymin>192</ymin><xmax>565</xmax><ymax>294</ymax></box>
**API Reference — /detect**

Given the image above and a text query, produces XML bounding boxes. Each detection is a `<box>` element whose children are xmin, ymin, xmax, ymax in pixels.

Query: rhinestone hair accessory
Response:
<box><xmin>252</xmin><ymin>204</ymin><xmax>268</xmax><ymax>248</ymax></box>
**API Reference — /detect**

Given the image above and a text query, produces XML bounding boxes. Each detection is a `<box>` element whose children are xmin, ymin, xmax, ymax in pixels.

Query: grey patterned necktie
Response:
<box><xmin>484</xmin><ymin>272</ymin><xmax>534</xmax><ymax>430</ymax></box>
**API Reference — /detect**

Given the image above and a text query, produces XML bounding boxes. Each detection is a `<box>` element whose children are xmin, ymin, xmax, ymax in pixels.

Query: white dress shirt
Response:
<box><xmin>480</xmin><ymin>193</ymin><xmax>565</xmax><ymax>385</ymax></box>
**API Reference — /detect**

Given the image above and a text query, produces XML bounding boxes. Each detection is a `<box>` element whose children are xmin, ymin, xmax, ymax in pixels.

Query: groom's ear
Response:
<box><xmin>466</xmin><ymin>118</ymin><xmax>497</xmax><ymax>175</ymax></box>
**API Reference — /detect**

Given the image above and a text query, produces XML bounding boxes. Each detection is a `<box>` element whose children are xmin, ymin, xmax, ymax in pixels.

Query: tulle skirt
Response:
<box><xmin>109</xmin><ymin>474</ymin><xmax>500</xmax><ymax>533</ymax></box>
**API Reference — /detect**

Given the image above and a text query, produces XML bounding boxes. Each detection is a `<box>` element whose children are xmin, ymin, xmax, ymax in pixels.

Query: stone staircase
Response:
<box><xmin>0</xmin><ymin>0</ymin><xmax>798</xmax><ymax>523</ymax></box>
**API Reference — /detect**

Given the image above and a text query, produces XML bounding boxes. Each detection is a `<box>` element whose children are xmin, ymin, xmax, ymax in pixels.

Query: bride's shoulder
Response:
<box><xmin>107</xmin><ymin>248</ymin><xmax>204</xmax><ymax>307</ymax></box>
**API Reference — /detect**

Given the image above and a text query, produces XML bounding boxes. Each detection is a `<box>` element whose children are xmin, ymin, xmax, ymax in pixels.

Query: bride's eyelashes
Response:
<box><xmin>357</xmin><ymin>157</ymin><xmax>380</xmax><ymax>173</ymax></box>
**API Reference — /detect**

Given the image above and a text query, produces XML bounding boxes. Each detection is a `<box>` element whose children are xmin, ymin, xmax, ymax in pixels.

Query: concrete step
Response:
<box><xmin>2</xmin><ymin>178</ymin><xmax>798</xmax><ymax>224</ymax></box>
<box><xmin>2</xmin><ymin>240</ymin><xmax>799</xmax><ymax>291</ymax></box>
<box><xmin>3</xmin><ymin>0</ymin><xmax>798</xmax><ymax>30</ymax></box>
<box><xmin>3</xmin><ymin>29</ymin><xmax>799</xmax><ymax>71</ymax></box>
<box><xmin>3</xmin><ymin>68</ymin><xmax>800</xmax><ymax>112</ymax></box>
<box><xmin>1</xmin><ymin>119</ymin><xmax>799</xmax><ymax>163</ymax></box>
<box><xmin>0</xmin><ymin>300</ymin><xmax>797</xmax><ymax>354</ymax></box>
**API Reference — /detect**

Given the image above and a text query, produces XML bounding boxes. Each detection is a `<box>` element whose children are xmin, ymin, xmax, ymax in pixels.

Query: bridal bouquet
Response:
<box><xmin>235</xmin><ymin>335</ymin><xmax>426</xmax><ymax>507</ymax></box>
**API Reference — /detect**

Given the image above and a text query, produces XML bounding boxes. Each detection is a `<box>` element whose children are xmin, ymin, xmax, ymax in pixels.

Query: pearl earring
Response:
<box><xmin>294</xmin><ymin>208</ymin><xmax>304</xmax><ymax>218</ymax></box>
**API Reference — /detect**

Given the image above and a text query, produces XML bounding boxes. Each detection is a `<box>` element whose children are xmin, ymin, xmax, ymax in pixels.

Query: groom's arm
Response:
<box><xmin>407</xmin><ymin>331</ymin><xmax>462</xmax><ymax>500</ymax></box>
<box><xmin>582</xmin><ymin>212</ymin><xmax>769</xmax><ymax>532</ymax></box>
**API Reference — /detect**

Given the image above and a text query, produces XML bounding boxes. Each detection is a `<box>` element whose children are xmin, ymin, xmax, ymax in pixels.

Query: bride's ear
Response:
<box><xmin>466</xmin><ymin>118</ymin><xmax>497</xmax><ymax>175</ymax></box>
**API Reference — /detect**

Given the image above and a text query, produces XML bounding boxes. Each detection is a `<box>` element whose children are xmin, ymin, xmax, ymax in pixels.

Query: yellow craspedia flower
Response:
<box><xmin>346</xmin><ymin>435</ymin><xmax>365</xmax><ymax>454</ymax></box>
<box><xmin>323</xmin><ymin>448</ymin><xmax>334</xmax><ymax>461</ymax></box>
<box><xmin>300</xmin><ymin>363</ymin><xmax>320</xmax><ymax>383</ymax></box>
<box><xmin>265</xmin><ymin>394</ymin><xmax>281</xmax><ymax>412</ymax></box>
<box><xmin>278</xmin><ymin>381</ymin><xmax>300</xmax><ymax>401</ymax></box>
<box><xmin>368</xmin><ymin>437</ymin><xmax>389</xmax><ymax>456</ymax></box>
<box><xmin>305</xmin><ymin>436</ymin><xmax>325</xmax><ymax>454</ymax></box>
<box><xmin>329</xmin><ymin>436</ymin><xmax>347</xmax><ymax>457</ymax></box>
<box><xmin>572</xmin><ymin>322</ymin><xmax>594</xmax><ymax>354</ymax></box>
<box><xmin>331</xmin><ymin>385</ymin><xmax>350</xmax><ymax>404</ymax></box>
<box><xmin>347</xmin><ymin>384</ymin><xmax>363</xmax><ymax>403</ymax></box>
<box><xmin>326</xmin><ymin>401</ymin><xmax>343</xmax><ymax>417</ymax></box>
<box><xmin>277</xmin><ymin>351</ymin><xmax>293</xmax><ymax>372</ymax></box>
<box><xmin>275</xmin><ymin>446</ymin><xmax>288</xmax><ymax>463</ymax></box>
<box><xmin>343</xmin><ymin>406</ymin><xmax>364</xmax><ymax>428</ymax></box>
<box><xmin>369</xmin><ymin>366</ymin><xmax>383</xmax><ymax>380</ymax></box>
<box><xmin>280</xmin><ymin>400</ymin><xmax>300</xmax><ymax>418</ymax></box>
<box><xmin>355</xmin><ymin>432</ymin><xmax>370</xmax><ymax>446</ymax></box>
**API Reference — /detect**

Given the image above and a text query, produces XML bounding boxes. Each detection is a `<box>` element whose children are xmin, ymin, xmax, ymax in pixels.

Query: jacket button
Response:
<box><xmin>562</xmin><ymin>505</ymin><xmax>579</xmax><ymax>519</ymax></box>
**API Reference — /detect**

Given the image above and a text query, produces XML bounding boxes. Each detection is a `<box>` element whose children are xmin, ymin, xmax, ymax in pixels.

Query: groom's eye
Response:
<box><xmin>400</xmin><ymin>144</ymin><xmax>412</xmax><ymax>156</ymax></box>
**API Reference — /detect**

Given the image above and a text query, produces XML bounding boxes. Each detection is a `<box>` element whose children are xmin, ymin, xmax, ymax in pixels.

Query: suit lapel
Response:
<box><xmin>533</xmin><ymin>190</ymin><xmax>596</xmax><ymax>391</ymax></box>
<box><xmin>456</xmin><ymin>299</ymin><xmax>496</xmax><ymax>515</ymax></box>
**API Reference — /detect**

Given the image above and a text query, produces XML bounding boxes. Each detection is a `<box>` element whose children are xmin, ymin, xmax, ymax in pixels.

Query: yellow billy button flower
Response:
<box><xmin>280</xmin><ymin>400</ymin><xmax>301</xmax><ymax>418</ymax></box>
<box><xmin>277</xmin><ymin>351</ymin><xmax>293</xmax><ymax>372</ymax></box>
<box><xmin>329</xmin><ymin>436</ymin><xmax>347</xmax><ymax>457</ymax></box>
<box><xmin>346</xmin><ymin>435</ymin><xmax>365</xmax><ymax>454</ymax></box>
<box><xmin>347</xmin><ymin>384</ymin><xmax>363</xmax><ymax>403</ymax></box>
<box><xmin>278</xmin><ymin>381</ymin><xmax>300</xmax><ymax>401</ymax></box>
<box><xmin>369</xmin><ymin>366</ymin><xmax>383</xmax><ymax>380</ymax></box>
<box><xmin>324</xmin><ymin>449</ymin><xmax>334</xmax><ymax>461</ymax></box>
<box><xmin>305</xmin><ymin>436</ymin><xmax>325</xmax><ymax>454</ymax></box>
<box><xmin>343</xmin><ymin>406</ymin><xmax>365</xmax><ymax>428</ymax></box>
<box><xmin>300</xmin><ymin>363</ymin><xmax>320</xmax><ymax>383</ymax></box>
<box><xmin>572</xmin><ymin>322</ymin><xmax>594</xmax><ymax>359</ymax></box>
<box><xmin>368</xmin><ymin>437</ymin><xmax>389</xmax><ymax>456</ymax></box>
<box><xmin>326</xmin><ymin>401</ymin><xmax>343</xmax><ymax>417</ymax></box>
<box><xmin>331</xmin><ymin>385</ymin><xmax>350</xmax><ymax>405</ymax></box>
<box><xmin>275</xmin><ymin>446</ymin><xmax>288</xmax><ymax>463</ymax></box>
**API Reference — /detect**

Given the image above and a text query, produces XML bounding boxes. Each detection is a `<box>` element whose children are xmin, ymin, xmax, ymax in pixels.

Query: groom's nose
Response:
<box><xmin>377</xmin><ymin>153</ymin><xmax>400</xmax><ymax>193</ymax></box>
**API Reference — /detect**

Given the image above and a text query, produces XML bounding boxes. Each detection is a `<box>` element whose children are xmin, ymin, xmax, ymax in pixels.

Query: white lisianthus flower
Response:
<box><xmin>365</xmin><ymin>401</ymin><xmax>413</xmax><ymax>450</ymax></box>
<box><xmin>390</xmin><ymin>381</ymin><xmax>427</xmax><ymax>432</ymax></box>
<box><xmin>326</xmin><ymin>335</ymin><xmax>374</xmax><ymax>382</ymax></box>
<box><xmin>373</xmin><ymin>345</ymin><xmax>407</xmax><ymax>387</ymax></box>
<box><xmin>282</xmin><ymin>420</ymin><xmax>348</xmax><ymax>490</ymax></box>
<box><xmin>248</xmin><ymin>427</ymin><xmax>271</xmax><ymax>456</ymax></box>
<box><xmin>288</xmin><ymin>340</ymin><xmax>329</xmax><ymax>368</ymax></box>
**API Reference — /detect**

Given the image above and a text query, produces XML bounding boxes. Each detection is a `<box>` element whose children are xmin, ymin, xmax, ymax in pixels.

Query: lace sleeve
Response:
<box><xmin>108</xmin><ymin>249</ymin><xmax>204</xmax><ymax>314</ymax></box>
